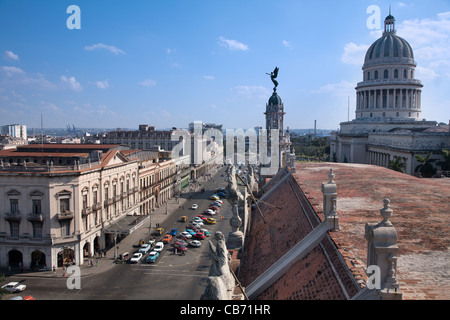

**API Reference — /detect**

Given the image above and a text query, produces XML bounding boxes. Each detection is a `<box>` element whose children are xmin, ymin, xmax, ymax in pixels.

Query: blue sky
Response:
<box><xmin>0</xmin><ymin>0</ymin><xmax>449</xmax><ymax>131</ymax></box>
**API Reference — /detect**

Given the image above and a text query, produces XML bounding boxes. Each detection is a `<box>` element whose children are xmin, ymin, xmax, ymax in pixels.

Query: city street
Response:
<box><xmin>2</xmin><ymin>165</ymin><xmax>233</xmax><ymax>300</ymax></box>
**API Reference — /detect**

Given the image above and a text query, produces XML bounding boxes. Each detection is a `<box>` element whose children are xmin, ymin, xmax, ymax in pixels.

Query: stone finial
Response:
<box><xmin>380</xmin><ymin>199</ymin><xmax>393</xmax><ymax>226</ymax></box>
<box><xmin>328</xmin><ymin>168</ymin><xmax>335</xmax><ymax>183</ymax></box>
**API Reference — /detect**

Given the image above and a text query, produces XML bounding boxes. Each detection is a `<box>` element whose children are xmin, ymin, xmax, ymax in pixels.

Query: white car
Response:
<box><xmin>193</xmin><ymin>217</ymin><xmax>203</xmax><ymax>223</ymax></box>
<box><xmin>139</xmin><ymin>244</ymin><xmax>152</xmax><ymax>254</ymax></box>
<box><xmin>129</xmin><ymin>252</ymin><xmax>143</xmax><ymax>263</ymax></box>
<box><xmin>189</xmin><ymin>240</ymin><xmax>201</xmax><ymax>247</ymax></box>
<box><xmin>191</xmin><ymin>204</ymin><xmax>198</xmax><ymax>210</ymax></box>
<box><xmin>2</xmin><ymin>282</ymin><xmax>26</xmax><ymax>293</ymax></box>
<box><xmin>180</xmin><ymin>231</ymin><xmax>193</xmax><ymax>239</ymax></box>
<box><xmin>214</xmin><ymin>200</ymin><xmax>223</xmax><ymax>204</ymax></box>
<box><xmin>154</xmin><ymin>242</ymin><xmax>164</xmax><ymax>252</ymax></box>
<box><xmin>205</xmin><ymin>209</ymin><xmax>215</xmax><ymax>216</ymax></box>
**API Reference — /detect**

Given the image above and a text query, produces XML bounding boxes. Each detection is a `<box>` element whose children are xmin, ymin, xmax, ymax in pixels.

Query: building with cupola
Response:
<box><xmin>330</xmin><ymin>11</ymin><xmax>449</xmax><ymax>176</ymax></box>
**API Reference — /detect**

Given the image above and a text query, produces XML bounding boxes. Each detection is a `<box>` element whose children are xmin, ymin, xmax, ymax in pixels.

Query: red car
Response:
<box><xmin>196</xmin><ymin>215</ymin><xmax>207</xmax><ymax>221</ymax></box>
<box><xmin>194</xmin><ymin>232</ymin><xmax>206</xmax><ymax>240</ymax></box>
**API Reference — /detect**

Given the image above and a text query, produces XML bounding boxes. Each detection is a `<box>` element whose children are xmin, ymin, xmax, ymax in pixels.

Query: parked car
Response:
<box><xmin>189</xmin><ymin>240</ymin><xmax>201</xmax><ymax>247</ymax></box>
<box><xmin>200</xmin><ymin>229</ymin><xmax>211</xmax><ymax>236</ymax></box>
<box><xmin>206</xmin><ymin>218</ymin><xmax>217</xmax><ymax>224</ymax></box>
<box><xmin>180</xmin><ymin>216</ymin><xmax>187</xmax><ymax>222</ymax></box>
<box><xmin>209</xmin><ymin>195</ymin><xmax>219</xmax><ymax>200</ymax></box>
<box><xmin>193</xmin><ymin>217</ymin><xmax>203</xmax><ymax>223</ymax></box>
<box><xmin>139</xmin><ymin>243</ymin><xmax>152</xmax><ymax>254</ymax></box>
<box><xmin>211</xmin><ymin>202</ymin><xmax>222</xmax><ymax>207</ymax></box>
<box><xmin>193</xmin><ymin>232</ymin><xmax>206</xmax><ymax>240</ymax></box>
<box><xmin>196</xmin><ymin>215</ymin><xmax>207</xmax><ymax>221</ymax></box>
<box><xmin>180</xmin><ymin>231</ymin><xmax>193</xmax><ymax>239</ymax></box>
<box><xmin>145</xmin><ymin>251</ymin><xmax>159</xmax><ymax>263</ymax></box>
<box><xmin>214</xmin><ymin>199</ymin><xmax>223</xmax><ymax>204</ymax></box>
<box><xmin>205</xmin><ymin>209</ymin><xmax>215</xmax><ymax>215</ymax></box>
<box><xmin>129</xmin><ymin>252</ymin><xmax>143</xmax><ymax>263</ymax></box>
<box><xmin>191</xmin><ymin>204</ymin><xmax>198</xmax><ymax>210</ymax></box>
<box><xmin>154</xmin><ymin>242</ymin><xmax>164</xmax><ymax>252</ymax></box>
<box><xmin>186</xmin><ymin>229</ymin><xmax>196</xmax><ymax>235</ymax></box>
<box><xmin>155</xmin><ymin>227</ymin><xmax>164</xmax><ymax>236</ymax></box>
<box><xmin>2</xmin><ymin>282</ymin><xmax>26</xmax><ymax>293</ymax></box>
<box><xmin>173</xmin><ymin>241</ymin><xmax>188</xmax><ymax>253</ymax></box>
<box><xmin>170</xmin><ymin>228</ymin><xmax>178</xmax><ymax>236</ymax></box>
<box><xmin>162</xmin><ymin>234</ymin><xmax>173</xmax><ymax>244</ymax></box>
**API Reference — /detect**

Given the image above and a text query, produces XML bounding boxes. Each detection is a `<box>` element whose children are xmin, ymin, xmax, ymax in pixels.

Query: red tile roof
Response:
<box><xmin>292</xmin><ymin>162</ymin><xmax>450</xmax><ymax>300</ymax></box>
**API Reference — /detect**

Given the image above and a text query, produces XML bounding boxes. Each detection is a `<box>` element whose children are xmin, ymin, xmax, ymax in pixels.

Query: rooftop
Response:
<box><xmin>292</xmin><ymin>162</ymin><xmax>450</xmax><ymax>300</ymax></box>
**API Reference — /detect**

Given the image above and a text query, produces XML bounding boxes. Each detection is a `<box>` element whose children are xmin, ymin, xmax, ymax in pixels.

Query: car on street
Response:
<box><xmin>209</xmin><ymin>195</ymin><xmax>219</xmax><ymax>200</ymax></box>
<box><xmin>189</xmin><ymin>240</ymin><xmax>201</xmax><ymax>247</ymax></box>
<box><xmin>206</xmin><ymin>218</ymin><xmax>217</xmax><ymax>224</ymax></box>
<box><xmin>2</xmin><ymin>282</ymin><xmax>26</xmax><ymax>293</ymax></box>
<box><xmin>145</xmin><ymin>251</ymin><xmax>159</xmax><ymax>263</ymax></box>
<box><xmin>191</xmin><ymin>204</ymin><xmax>198</xmax><ymax>210</ymax></box>
<box><xmin>196</xmin><ymin>215</ymin><xmax>207</xmax><ymax>221</ymax></box>
<box><xmin>180</xmin><ymin>216</ymin><xmax>187</xmax><ymax>222</ymax></box>
<box><xmin>185</xmin><ymin>229</ymin><xmax>196</xmax><ymax>235</ymax></box>
<box><xmin>211</xmin><ymin>202</ymin><xmax>222</xmax><ymax>207</ymax></box>
<box><xmin>209</xmin><ymin>205</ymin><xmax>219</xmax><ymax>211</ymax></box>
<box><xmin>205</xmin><ymin>209</ymin><xmax>215</xmax><ymax>215</ymax></box>
<box><xmin>173</xmin><ymin>241</ymin><xmax>188</xmax><ymax>253</ymax></box>
<box><xmin>193</xmin><ymin>217</ymin><xmax>203</xmax><ymax>223</ymax></box>
<box><xmin>139</xmin><ymin>243</ymin><xmax>152</xmax><ymax>254</ymax></box>
<box><xmin>129</xmin><ymin>252</ymin><xmax>143</xmax><ymax>263</ymax></box>
<box><xmin>180</xmin><ymin>231</ymin><xmax>193</xmax><ymax>238</ymax></box>
<box><xmin>200</xmin><ymin>229</ymin><xmax>211</xmax><ymax>236</ymax></box>
<box><xmin>214</xmin><ymin>199</ymin><xmax>223</xmax><ymax>204</ymax></box>
<box><xmin>193</xmin><ymin>232</ymin><xmax>206</xmax><ymax>240</ymax></box>
<box><xmin>162</xmin><ymin>234</ymin><xmax>173</xmax><ymax>244</ymax></box>
<box><xmin>154</xmin><ymin>242</ymin><xmax>164</xmax><ymax>252</ymax></box>
<box><xmin>155</xmin><ymin>227</ymin><xmax>164</xmax><ymax>236</ymax></box>
<box><xmin>170</xmin><ymin>228</ymin><xmax>178</xmax><ymax>236</ymax></box>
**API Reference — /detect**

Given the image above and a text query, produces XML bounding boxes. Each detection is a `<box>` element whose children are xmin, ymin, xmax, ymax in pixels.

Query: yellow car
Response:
<box><xmin>155</xmin><ymin>227</ymin><xmax>164</xmax><ymax>235</ymax></box>
<box><xmin>209</xmin><ymin>195</ymin><xmax>219</xmax><ymax>200</ymax></box>
<box><xmin>206</xmin><ymin>218</ymin><xmax>216</xmax><ymax>224</ymax></box>
<box><xmin>180</xmin><ymin>216</ymin><xmax>187</xmax><ymax>222</ymax></box>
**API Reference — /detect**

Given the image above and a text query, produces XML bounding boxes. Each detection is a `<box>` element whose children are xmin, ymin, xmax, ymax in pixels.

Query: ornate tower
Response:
<box><xmin>263</xmin><ymin>67</ymin><xmax>291</xmax><ymax>170</ymax></box>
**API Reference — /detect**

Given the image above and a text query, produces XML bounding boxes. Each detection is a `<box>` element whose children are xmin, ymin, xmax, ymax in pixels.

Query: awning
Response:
<box><xmin>104</xmin><ymin>215</ymin><xmax>150</xmax><ymax>235</ymax></box>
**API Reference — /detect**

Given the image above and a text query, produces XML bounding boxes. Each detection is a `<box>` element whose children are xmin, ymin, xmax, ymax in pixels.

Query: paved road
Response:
<box><xmin>2</xmin><ymin>165</ymin><xmax>233</xmax><ymax>300</ymax></box>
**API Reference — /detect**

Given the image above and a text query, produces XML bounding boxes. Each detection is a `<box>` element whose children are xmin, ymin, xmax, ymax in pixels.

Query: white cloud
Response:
<box><xmin>341</xmin><ymin>42</ymin><xmax>370</xmax><ymax>65</ymax></box>
<box><xmin>167</xmin><ymin>48</ymin><xmax>176</xmax><ymax>54</ymax></box>
<box><xmin>4</xmin><ymin>50</ymin><xmax>19</xmax><ymax>61</ymax></box>
<box><xmin>138</xmin><ymin>79</ymin><xmax>156</xmax><ymax>87</ymax></box>
<box><xmin>415</xmin><ymin>66</ymin><xmax>439</xmax><ymax>81</ymax></box>
<box><xmin>84</xmin><ymin>43</ymin><xmax>126</xmax><ymax>55</ymax></box>
<box><xmin>60</xmin><ymin>75</ymin><xmax>82</xmax><ymax>92</ymax></box>
<box><xmin>218</xmin><ymin>36</ymin><xmax>249</xmax><ymax>51</ymax></box>
<box><xmin>232</xmin><ymin>85</ymin><xmax>270</xmax><ymax>99</ymax></box>
<box><xmin>95</xmin><ymin>80</ymin><xmax>110</xmax><ymax>89</ymax></box>
<box><xmin>1</xmin><ymin>65</ymin><xmax>25</xmax><ymax>76</ymax></box>
<box><xmin>282</xmin><ymin>40</ymin><xmax>292</xmax><ymax>48</ymax></box>
<box><xmin>203</xmin><ymin>75</ymin><xmax>215</xmax><ymax>80</ymax></box>
<box><xmin>313</xmin><ymin>80</ymin><xmax>356</xmax><ymax>97</ymax></box>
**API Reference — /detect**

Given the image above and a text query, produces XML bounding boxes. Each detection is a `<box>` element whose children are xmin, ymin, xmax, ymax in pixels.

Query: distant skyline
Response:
<box><xmin>1</xmin><ymin>0</ymin><xmax>449</xmax><ymax>130</ymax></box>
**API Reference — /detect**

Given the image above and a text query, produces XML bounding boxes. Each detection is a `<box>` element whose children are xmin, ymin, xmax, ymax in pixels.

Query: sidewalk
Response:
<box><xmin>1</xmin><ymin>167</ymin><xmax>222</xmax><ymax>280</ymax></box>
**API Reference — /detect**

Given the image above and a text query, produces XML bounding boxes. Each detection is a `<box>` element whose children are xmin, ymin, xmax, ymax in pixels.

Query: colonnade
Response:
<box><xmin>356</xmin><ymin>88</ymin><xmax>421</xmax><ymax>111</ymax></box>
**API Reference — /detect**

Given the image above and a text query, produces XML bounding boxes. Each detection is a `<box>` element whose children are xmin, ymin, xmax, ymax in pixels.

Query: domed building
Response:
<box><xmin>330</xmin><ymin>12</ymin><xmax>449</xmax><ymax>176</ymax></box>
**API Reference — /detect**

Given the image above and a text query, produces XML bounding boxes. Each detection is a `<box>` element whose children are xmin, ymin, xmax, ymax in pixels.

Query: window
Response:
<box><xmin>10</xmin><ymin>199</ymin><xmax>19</xmax><ymax>214</ymax></box>
<box><xmin>403</xmin><ymin>70</ymin><xmax>407</xmax><ymax>79</ymax></box>
<box><xmin>32</xmin><ymin>223</ymin><xmax>42</xmax><ymax>238</ymax></box>
<box><xmin>61</xmin><ymin>220</ymin><xmax>70</xmax><ymax>236</ymax></box>
<box><xmin>10</xmin><ymin>221</ymin><xmax>20</xmax><ymax>238</ymax></box>
<box><xmin>60</xmin><ymin>198</ymin><xmax>70</xmax><ymax>213</ymax></box>
<box><xmin>32</xmin><ymin>199</ymin><xmax>41</xmax><ymax>215</ymax></box>
<box><xmin>394</xmin><ymin>69</ymin><xmax>399</xmax><ymax>78</ymax></box>
<box><xmin>367</xmin><ymin>72</ymin><xmax>371</xmax><ymax>80</ymax></box>
<box><xmin>384</xmin><ymin>70</ymin><xmax>388</xmax><ymax>79</ymax></box>
<box><xmin>375</xmin><ymin>71</ymin><xmax>379</xmax><ymax>80</ymax></box>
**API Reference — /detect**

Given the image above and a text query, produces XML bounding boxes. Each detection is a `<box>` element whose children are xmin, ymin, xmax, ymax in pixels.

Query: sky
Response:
<box><xmin>0</xmin><ymin>0</ymin><xmax>449</xmax><ymax>131</ymax></box>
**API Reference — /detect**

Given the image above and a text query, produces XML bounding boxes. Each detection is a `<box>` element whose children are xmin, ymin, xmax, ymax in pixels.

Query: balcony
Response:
<box><xmin>82</xmin><ymin>207</ymin><xmax>93</xmax><ymax>216</ymax></box>
<box><xmin>28</xmin><ymin>212</ymin><xmax>44</xmax><ymax>222</ymax></box>
<box><xmin>4</xmin><ymin>211</ymin><xmax>21</xmax><ymax>221</ymax></box>
<box><xmin>92</xmin><ymin>203</ymin><xmax>102</xmax><ymax>211</ymax></box>
<box><xmin>57</xmin><ymin>211</ymin><xmax>74</xmax><ymax>220</ymax></box>
<box><xmin>104</xmin><ymin>198</ymin><xmax>114</xmax><ymax>206</ymax></box>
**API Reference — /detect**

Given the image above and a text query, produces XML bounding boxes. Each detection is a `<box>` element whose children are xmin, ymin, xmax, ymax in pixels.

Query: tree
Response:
<box><xmin>415</xmin><ymin>153</ymin><xmax>437</xmax><ymax>178</ymax></box>
<box><xmin>437</xmin><ymin>149</ymin><xmax>450</xmax><ymax>171</ymax></box>
<box><xmin>388</xmin><ymin>157</ymin><xmax>406</xmax><ymax>173</ymax></box>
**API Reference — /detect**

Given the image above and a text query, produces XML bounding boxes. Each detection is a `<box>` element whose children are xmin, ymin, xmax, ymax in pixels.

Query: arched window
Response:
<box><xmin>367</xmin><ymin>72</ymin><xmax>371</xmax><ymax>80</ymax></box>
<box><xmin>394</xmin><ymin>69</ymin><xmax>399</xmax><ymax>78</ymax></box>
<box><xmin>375</xmin><ymin>71</ymin><xmax>379</xmax><ymax>80</ymax></box>
<box><xmin>384</xmin><ymin>70</ymin><xmax>389</xmax><ymax>79</ymax></box>
<box><xmin>403</xmin><ymin>69</ymin><xmax>407</xmax><ymax>79</ymax></box>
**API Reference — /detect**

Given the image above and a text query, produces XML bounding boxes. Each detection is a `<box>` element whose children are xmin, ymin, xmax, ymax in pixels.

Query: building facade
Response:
<box><xmin>330</xmin><ymin>12</ymin><xmax>450</xmax><ymax>175</ymax></box>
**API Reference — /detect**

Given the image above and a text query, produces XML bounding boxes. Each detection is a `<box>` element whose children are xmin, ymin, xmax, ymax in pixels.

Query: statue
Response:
<box><xmin>226</xmin><ymin>164</ymin><xmax>244</xmax><ymax>203</ymax></box>
<box><xmin>201</xmin><ymin>277</ymin><xmax>229</xmax><ymax>300</ymax></box>
<box><xmin>266</xmin><ymin>66</ymin><xmax>279</xmax><ymax>90</ymax></box>
<box><xmin>208</xmin><ymin>231</ymin><xmax>235</xmax><ymax>292</ymax></box>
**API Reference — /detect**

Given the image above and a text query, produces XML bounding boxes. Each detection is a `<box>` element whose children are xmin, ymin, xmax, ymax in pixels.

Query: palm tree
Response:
<box><xmin>388</xmin><ymin>157</ymin><xmax>406</xmax><ymax>173</ymax></box>
<box><xmin>437</xmin><ymin>149</ymin><xmax>450</xmax><ymax>171</ymax></box>
<box><xmin>415</xmin><ymin>153</ymin><xmax>437</xmax><ymax>178</ymax></box>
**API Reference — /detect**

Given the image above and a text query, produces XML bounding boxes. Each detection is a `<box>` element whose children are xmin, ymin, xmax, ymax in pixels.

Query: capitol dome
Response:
<box><xmin>364</xmin><ymin>14</ymin><xmax>415</xmax><ymax>67</ymax></box>
<box><xmin>355</xmin><ymin>11</ymin><xmax>423</xmax><ymax>122</ymax></box>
